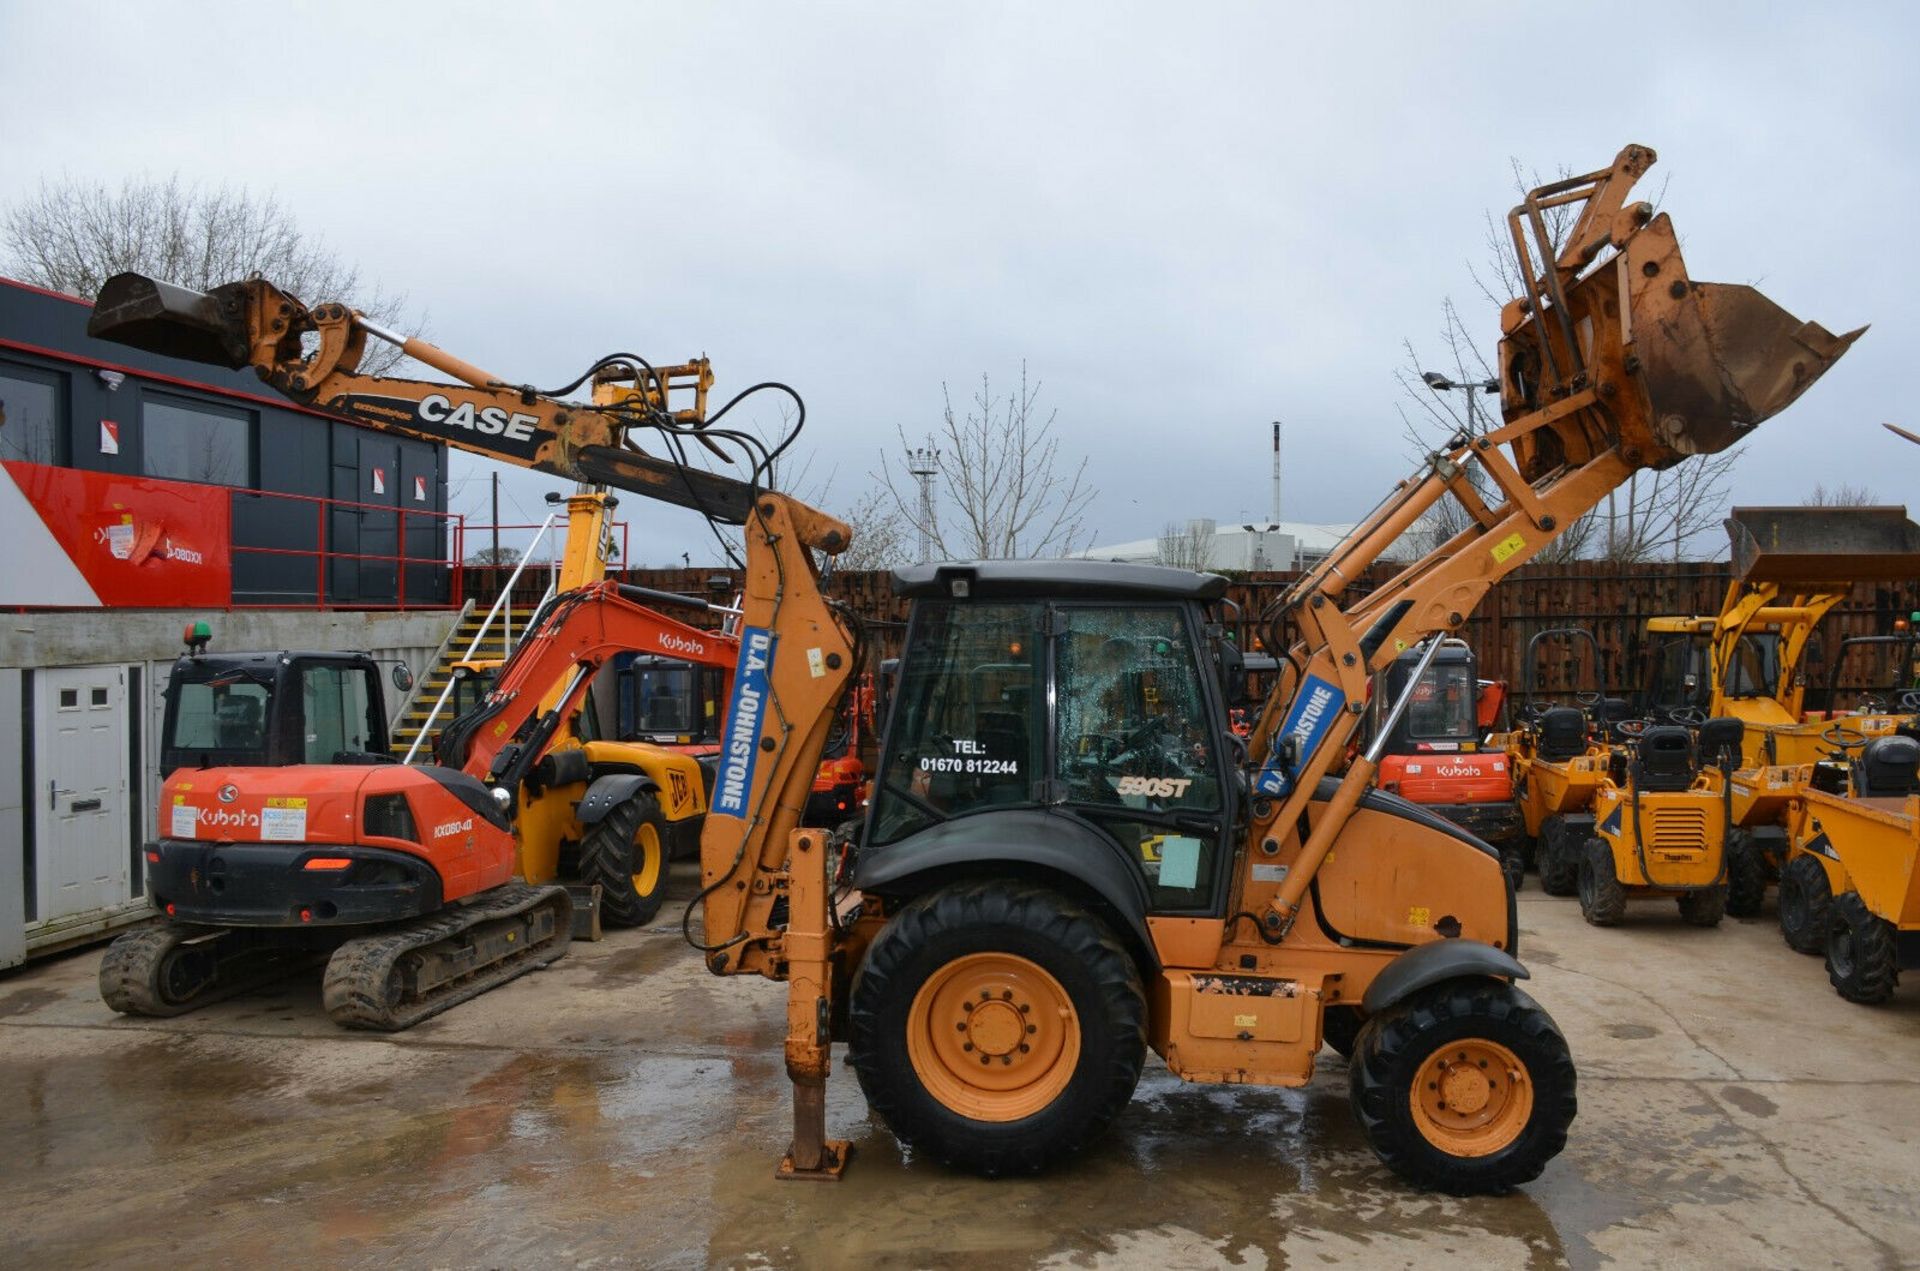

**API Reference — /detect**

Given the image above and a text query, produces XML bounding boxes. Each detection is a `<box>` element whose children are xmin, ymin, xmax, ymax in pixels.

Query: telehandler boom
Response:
<box><xmin>89</xmin><ymin>142</ymin><xmax>1860</xmax><ymax>1191</ymax></box>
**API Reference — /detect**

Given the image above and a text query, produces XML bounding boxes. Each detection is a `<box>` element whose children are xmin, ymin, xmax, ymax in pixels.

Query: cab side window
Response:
<box><xmin>1055</xmin><ymin>607</ymin><xmax>1220</xmax><ymax>813</ymax></box>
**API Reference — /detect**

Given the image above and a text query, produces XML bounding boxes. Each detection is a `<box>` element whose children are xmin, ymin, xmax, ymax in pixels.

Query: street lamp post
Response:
<box><xmin>1421</xmin><ymin>371</ymin><xmax>1500</xmax><ymax>433</ymax></box>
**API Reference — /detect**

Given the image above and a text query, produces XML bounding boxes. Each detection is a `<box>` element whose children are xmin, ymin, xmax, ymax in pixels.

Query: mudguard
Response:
<box><xmin>853</xmin><ymin>807</ymin><xmax>1158</xmax><ymax>969</ymax></box>
<box><xmin>1361</xmin><ymin>938</ymin><xmax>1529</xmax><ymax>1016</ymax></box>
<box><xmin>575</xmin><ymin>773</ymin><xmax>656</xmax><ymax>825</ymax></box>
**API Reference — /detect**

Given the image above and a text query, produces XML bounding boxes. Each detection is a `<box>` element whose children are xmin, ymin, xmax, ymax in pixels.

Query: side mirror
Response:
<box><xmin>391</xmin><ymin>661</ymin><xmax>414</xmax><ymax>692</ymax></box>
<box><xmin>1216</xmin><ymin>639</ymin><xmax>1252</xmax><ymax>706</ymax></box>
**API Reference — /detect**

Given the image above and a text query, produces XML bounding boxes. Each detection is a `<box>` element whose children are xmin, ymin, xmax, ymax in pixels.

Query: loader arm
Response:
<box><xmin>1245</xmin><ymin>145</ymin><xmax>1864</xmax><ymax>936</ymax></box>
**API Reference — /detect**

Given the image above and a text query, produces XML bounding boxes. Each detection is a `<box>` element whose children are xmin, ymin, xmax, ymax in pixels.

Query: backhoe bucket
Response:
<box><xmin>87</xmin><ymin>272</ymin><xmax>254</xmax><ymax>369</ymax></box>
<box><xmin>1725</xmin><ymin>506</ymin><xmax>1920</xmax><ymax>586</ymax></box>
<box><xmin>1634</xmin><ymin>278</ymin><xmax>1864</xmax><ymax>460</ymax></box>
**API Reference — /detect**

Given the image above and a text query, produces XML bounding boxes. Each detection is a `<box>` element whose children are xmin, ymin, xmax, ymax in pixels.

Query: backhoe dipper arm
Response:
<box><xmin>87</xmin><ymin>273</ymin><xmax>795</xmax><ymax>529</ymax></box>
<box><xmin>1244</xmin><ymin>145</ymin><xmax>1864</xmax><ymax>937</ymax></box>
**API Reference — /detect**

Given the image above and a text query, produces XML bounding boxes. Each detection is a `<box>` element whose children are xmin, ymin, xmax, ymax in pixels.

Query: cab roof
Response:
<box><xmin>173</xmin><ymin>650</ymin><xmax>377</xmax><ymax>673</ymax></box>
<box><xmin>893</xmin><ymin>560</ymin><xmax>1229</xmax><ymax>603</ymax></box>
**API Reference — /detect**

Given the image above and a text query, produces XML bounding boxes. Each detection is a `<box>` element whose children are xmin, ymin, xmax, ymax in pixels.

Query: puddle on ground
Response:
<box><xmin>1605</xmin><ymin>1022</ymin><xmax>1659</xmax><ymax>1040</ymax></box>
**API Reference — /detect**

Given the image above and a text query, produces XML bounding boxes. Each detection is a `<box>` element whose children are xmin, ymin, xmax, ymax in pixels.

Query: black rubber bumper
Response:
<box><xmin>145</xmin><ymin>838</ymin><xmax>443</xmax><ymax>928</ymax></box>
<box><xmin>1433</xmin><ymin>801</ymin><xmax>1525</xmax><ymax>848</ymax></box>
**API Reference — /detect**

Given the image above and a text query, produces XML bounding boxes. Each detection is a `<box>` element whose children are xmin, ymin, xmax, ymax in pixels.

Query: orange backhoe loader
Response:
<box><xmin>89</xmin><ymin>142</ymin><xmax>1859</xmax><ymax>1191</ymax></box>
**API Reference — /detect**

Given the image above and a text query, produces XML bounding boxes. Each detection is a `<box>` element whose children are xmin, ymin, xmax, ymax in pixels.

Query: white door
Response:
<box><xmin>33</xmin><ymin>666</ymin><xmax>130</xmax><ymax>923</ymax></box>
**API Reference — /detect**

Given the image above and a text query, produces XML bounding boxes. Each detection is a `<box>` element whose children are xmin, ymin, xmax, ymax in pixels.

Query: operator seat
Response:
<box><xmin>1536</xmin><ymin>707</ymin><xmax>1589</xmax><ymax>762</ymax></box>
<box><xmin>1855</xmin><ymin>734</ymin><xmax>1920</xmax><ymax>798</ymax></box>
<box><xmin>216</xmin><ymin>696</ymin><xmax>264</xmax><ymax>750</ymax></box>
<box><xmin>1695</xmin><ymin>717</ymin><xmax>1746</xmax><ymax>770</ymax></box>
<box><xmin>1632</xmin><ymin>725</ymin><xmax>1695</xmax><ymax>792</ymax></box>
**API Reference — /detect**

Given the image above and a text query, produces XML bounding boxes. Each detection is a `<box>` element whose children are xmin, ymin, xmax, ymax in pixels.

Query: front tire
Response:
<box><xmin>1538</xmin><ymin>816</ymin><xmax>1579</xmax><ymax>896</ymax></box>
<box><xmin>1725</xmin><ymin>831</ymin><xmax>1767</xmax><ymax>918</ymax></box>
<box><xmin>1826</xmin><ymin>891</ymin><xmax>1899</xmax><ymax>1004</ymax></box>
<box><xmin>1577</xmin><ymin>838</ymin><xmax>1626</xmax><ymax>927</ymax></box>
<box><xmin>1777</xmin><ymin>854</ymin><xmax>1832</xmax><ymax>955</ymax></box>
<box><xmin>576</xmin><ymin>792</ymin><xmax>670</xmax><ymax>928</ymax></box>
<box><xmin>1348</xmin><ymin>978</ymin><xmax>1577</xmax><ymax>1194</ymax></box>
<box><xmin>1677</xmin><ymin>886</ymin><xmax>1726</xmax><ymax>928</ymax></box>
<box><xmin>847</xmin><ymin>882</ymin><xmax>1146</xmax><ymax>1176</ymax></box>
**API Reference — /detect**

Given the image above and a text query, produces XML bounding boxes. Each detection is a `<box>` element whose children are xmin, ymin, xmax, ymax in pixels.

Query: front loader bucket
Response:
<box><xmin>87</xmin><ymin>272</ymin><xmax>254</xmax><ymax>369</ymax></box>
<box><xmin>1725</xmin><ymin>506</ymin><xmax>1920</xmax><ymax>585</ymax></box>
<box><xmin>1634</xmin><ymin>277</ymin><xmax>1864</xmax><ymax>460</ymax></box>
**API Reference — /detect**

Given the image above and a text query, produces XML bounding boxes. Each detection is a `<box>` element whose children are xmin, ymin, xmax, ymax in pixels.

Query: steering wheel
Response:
<box><xmin>1821</xmin><ymin>722</ymin><xmax>1870</xmax><ymax>752</ymax></box>
<box><xmin>1858</xmin><ymin>694</ymin><xmax>1893</xmax><ymax>715</ymax></box>
<box><xmin>1899</xmin><ymin>689</ymin><xmax>1920</xmax><ymax>714</ymax></box>
<box><xmin>1572</xmin><ymin>690</ymin><xmax>1604</xmax><ymax>708</ymax></box>
<box><xmin>1612</xmin><ymin>717</ymin><xmax>1651</xmax><ymax>739</ymax></box>
<box><xmin>1664</xmin><ymin>706</ymin><xmax>1708</xmax><ymax>727</ymax></box>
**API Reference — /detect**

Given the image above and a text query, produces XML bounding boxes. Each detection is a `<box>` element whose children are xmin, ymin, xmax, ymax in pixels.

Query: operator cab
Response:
<box><xmin>1644</xmin><ymin>624</ymin><xmax>1782</xmax><ymax>719</ymax></box>
<box><xmin>618</xmin><ymin>653</ymin><xmax>723</xmax><ymax>747</ymax></box>
<box><xmin>1372</xmin><ymin>640</ymin><xmax>1486</xmax><ymax>753</ymax></box>
<box><xmin>863</xmin><ymin>561</ymin><xmax>1238</xmax><ymax>911</ymax></box>
<box><xmin>162</xmin><ymin>650</ymin><xmax>390</xmax><ymax>773</ymax></box>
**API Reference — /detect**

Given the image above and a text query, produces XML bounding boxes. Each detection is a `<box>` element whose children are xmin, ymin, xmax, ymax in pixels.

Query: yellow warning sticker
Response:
<box><xmin>1406</xmin><ymin>906</ymin><xmax>1432</xmax><ymax>928</ymax></box>
<box><xmin>1234</xmin><ymin>1014</ymin><xmax>1258</xmax><ymax>1028</ymax></box>
<box><xmin>265</xmin><ymin>797</ymin><xmax>308</xmax><ymax>809</ymax></box>
<box><xmin>1490</xmin><ymin>533</ymin><xmax>1527</xmax><ymax>564</ymax></box>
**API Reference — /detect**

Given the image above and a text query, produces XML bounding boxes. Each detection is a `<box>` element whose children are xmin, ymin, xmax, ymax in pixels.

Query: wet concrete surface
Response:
<box><xmin>2</xmin><ymin>868</ymin><xmax>1917</xmax><ymax>1269</ymax></box>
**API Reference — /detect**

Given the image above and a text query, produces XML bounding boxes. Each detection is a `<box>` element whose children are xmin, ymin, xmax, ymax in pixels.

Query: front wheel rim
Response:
<box><xmin>1409</xmin><ymin>1038</ymin><xmax>1534</xmax><ymax>1158</ymax></box>
<box><xmin>906</xmin><ymin>952</ymin><xmax>1080</xmax><ymax>1123</ymax></box>
<box><xmin>631</xmin><ymin>822</ymin><xmax>663</xmax><ymax>897</ymax></box>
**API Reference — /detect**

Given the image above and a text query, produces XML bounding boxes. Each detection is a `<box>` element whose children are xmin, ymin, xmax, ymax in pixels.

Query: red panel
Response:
<box><xmin>5</xmin><ymin>460</ymin><xmax>230</xmax><ymax>607</ymax></box>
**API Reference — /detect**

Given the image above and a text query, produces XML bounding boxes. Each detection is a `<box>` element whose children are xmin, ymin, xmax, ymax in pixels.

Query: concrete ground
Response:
<box><xmin>2</xmin><ymin>871</ymin><xmax>1916</xmax><ymax>1270</ymax></box>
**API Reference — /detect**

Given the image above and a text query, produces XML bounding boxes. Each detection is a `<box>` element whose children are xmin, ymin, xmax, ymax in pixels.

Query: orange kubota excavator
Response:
<box><xmin>89</xmin><ymin>143</ymin><xmax>1859</xmax><ymax>1192</ymax></box>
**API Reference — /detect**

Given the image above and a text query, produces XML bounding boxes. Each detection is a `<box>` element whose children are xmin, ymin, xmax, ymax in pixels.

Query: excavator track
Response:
<box><xmin>321</xmin><ymin>883</ymin><xmax>572</xmax><ymax>1031</ymax></box>
<box><xmin>99</xmin><ymin>924</ymin><xmax>325</xmax><ymax>1018</ymax></box>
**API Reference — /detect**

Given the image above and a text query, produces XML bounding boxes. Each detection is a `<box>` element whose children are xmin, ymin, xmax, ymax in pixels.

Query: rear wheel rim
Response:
<box><xmin>1409</xmin><ymin>1038</ymin><xmax>1533</xmax><ymax>1158</ymax></box>
<box><xmin>1830</xmin><ymin>926</ymin><xmax>1855</xmax><ymax>977</ymax></box>
<box><xmin>631</xmin><ymin>822</ymin><xmax>663</xmax><ymax>898</ymax></box>
<box><xmin>906</xmin><ymin>952</ymin><xmax>1079</xmax><ymax>1123</ymax></box>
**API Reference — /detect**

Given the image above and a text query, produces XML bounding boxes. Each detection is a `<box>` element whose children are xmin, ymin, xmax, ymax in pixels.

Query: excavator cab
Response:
<box><xmin>161</xmin><ymin>649</ymin><xmax>391</xmax><ymax>773</ymax></box>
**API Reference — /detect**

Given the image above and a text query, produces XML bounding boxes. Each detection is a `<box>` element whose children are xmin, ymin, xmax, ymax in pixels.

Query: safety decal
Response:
<box><xmin>1600</xmin><ymin>806</ymin><xmax>1623</xmax><ymax>836</ymax></box>
<box><xmin>1490</xmin><ymin>532</ymin><xmax>1527</xmax><ymax>564</ymax></box>
<box><xmin>714</xmin><ymin>626</ymin><xmax>777</xmax><ymax>818</ymax></box>
<box><xmin>1253</xmin><ymin>673</ymin><xmax>1346</xmax><ymax>797</ymax></box>
<box><xmin>261</xmin><ymin>796</ymin><xmax>309</xmax><ymax>842</ymax></box>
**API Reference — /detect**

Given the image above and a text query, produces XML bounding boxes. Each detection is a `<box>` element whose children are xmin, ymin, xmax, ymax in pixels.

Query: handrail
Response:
<box><xmin>402</xmin><ymin>507</ymin><xmax>562</xmax><ymax>763</ymax></box>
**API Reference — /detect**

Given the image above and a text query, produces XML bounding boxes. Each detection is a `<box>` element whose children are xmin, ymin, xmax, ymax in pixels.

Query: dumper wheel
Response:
<box><xmin>1321</xmin><ymin>1004</ymin><xmax>1364</xmax><ymax>1059</ymax></box>
<box><xmin>1724</xmin><ymin>831</ymin><xmax>1767</xmax><ymax>918</ymax></box>
<box><xmin>847</xmin><ymin>881</ymin><xmax>1146</xmax><ymax>1176</ymax></box>
<box><xmin>1349</xmin><ymin>978</ymin><xmax>1577</xmax><ymax>1195</ymax></box>
<box><xmin>1501</xmin><ymin>852</ymin><xmax>1525</xmax><ymax>895</ymax></box>
<box><xmin>1777</xmin><ymin>854</ymin><xmax>1832</xmax><ymax>955</ymax></box>
<box><xmin>1676</xmin><ymin>886</ymin><xmax>1726</xmax><ymax>928</ymax></box>
<box><xmin>1826</xmin><ymin>891</ymin><xmax>1899</xmax><ymax>1004</ymax></box>
<box><xmin>1577</xmin><ymin>839</ymin><xmax>1626</xmax><ymax>927</ymax></box>
<box><xmin>1538</xmin><ymin>816</ymin><xmax>1579</xmax><ymax>896</ymax></box>
<box><xmin>577</xmin><ymin>792</ymin><xmax>669</xmax><ymax>928</ymax></box>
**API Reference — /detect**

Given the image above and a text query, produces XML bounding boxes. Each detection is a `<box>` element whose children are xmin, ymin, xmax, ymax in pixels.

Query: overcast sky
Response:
<box><xmin>4</xmin><ymin>3</ymin><xmax>1915</xmax><ymax>566</ymax></box>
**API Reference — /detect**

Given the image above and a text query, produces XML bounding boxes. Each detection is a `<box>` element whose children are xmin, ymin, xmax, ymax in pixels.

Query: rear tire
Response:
<box><xmin>577</xmin><ymin>792</ymin><xmax>669</xmax><ymax>928</ymax></box>
<box><xmin>1826</xmin><ymin>891</ymin><xmax>1899</xmax><ymax>1004</ymax></box>
<box><xmin>1577</xmin><ymin>838</ymin><xmax>1626</xmax><ymax>927</ymax></box>
<box><xmin>98</xmin><ymin>925</ymin><xmax>218</xmax><ymax>1017</ymax></box>
<box><xmin>847</xmin><ymin>881</ymin><xmax>1146</xmax><ymax>1176</ymax></box>
<box><xmin>1676</xmin><ymin>886</ymin><xmax>1726</xmax><ymax>928</ymax></box>
<box><xmin>1724</xmin><ymin>831</ymin><xmax>1767</xmax><ymax>918</ymax></box>
<box><xmin>1538</xmin><ymin>816</ymin><xmax>1579</xmax><ymax>896</ymax></box>
<box><xmin>1348</xmin><ymin>978</ymin><xmax>1577</xmax><ymax>1194</ymax></box>
<box><xmin>1777</xmin><ymin>854</ymin><xmax>1832</xmax><ymax>955</ymax></box>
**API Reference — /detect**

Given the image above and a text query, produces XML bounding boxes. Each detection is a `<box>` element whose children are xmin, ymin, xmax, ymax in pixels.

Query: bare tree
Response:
<box><xmin>879</xmin><ymin>364</ymin><xmax>1096</xmax><ymax>560</ymax></box>
<box><xmin>2</xmin><ymin>175</ymin><xmax>417</xmax><ymax>374</ymax></box>
<box><xmin>1155</xmin><ymin>518</ymin><xmax>1216</xmax><ymax>570</ymax></box>
<box><xmin>1398</xmin><ymin>159</ymin><xmax>1732</xmax><ymax>563</ymax></box>
<box><xmin>1803</xmin><ymin>481</ymin><xmax>1879</xmax><ymax>506</ymax></box>
<box><xmin>465</xmin><ymin>545</ymin><xmax>523</xmax><ymax>566</ymax></box>
<box><xmin>832</xmin><ymin>485</ymin><xmax>912</xmax><ymax>572</ymax></box>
